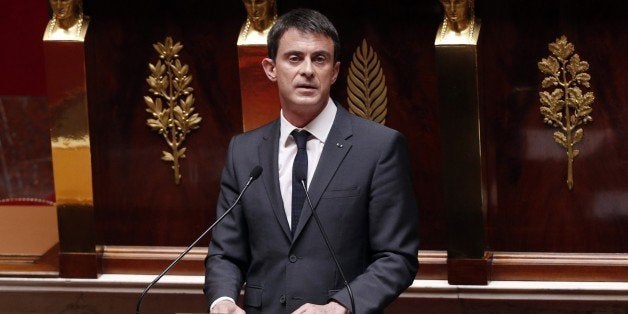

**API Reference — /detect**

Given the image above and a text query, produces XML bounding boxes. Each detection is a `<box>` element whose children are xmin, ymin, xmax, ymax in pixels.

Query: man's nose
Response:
<box><xmin>299</xmin><ymin>59</ymin><xmax>314</xmax><ymax>77</ymax></box>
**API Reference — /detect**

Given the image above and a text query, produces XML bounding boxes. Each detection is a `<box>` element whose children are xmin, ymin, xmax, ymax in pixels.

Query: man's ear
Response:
<box><xmin>331</xmin><ymin>61</ymin><xmax>340</xmax><ymax>84</ymax></box>
<box><xmin>262</xmin><ymin>58</ymin><xmax>277</xmax><ymax>82</ymax></box>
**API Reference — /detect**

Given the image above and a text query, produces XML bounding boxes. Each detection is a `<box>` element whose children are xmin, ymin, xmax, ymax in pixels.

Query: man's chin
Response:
<box><xmin>295</xmin><ymin>87</ymin><xmax>319</xmax><ymax>95</ymax></box>
<box><xmin>303</xmin><ymin>98</ymin><xmax>326</xmax><ymax>107</ymax></box>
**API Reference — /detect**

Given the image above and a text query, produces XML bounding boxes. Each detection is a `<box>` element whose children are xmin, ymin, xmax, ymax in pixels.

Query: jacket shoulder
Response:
<box><xmin>344</xmin><ymin>109</ymin><xmax>404</xmax><ymax>143</ymax></box>
<box><xmin>231</xmin><ymin>119</ymin><xmax>278</xmax><ymax>143</ymax></box>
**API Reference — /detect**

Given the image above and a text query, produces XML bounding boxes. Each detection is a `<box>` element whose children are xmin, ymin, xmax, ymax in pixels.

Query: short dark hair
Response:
<box><xmin>267</xmin><ymin>8</ymin><xmax>340</xmax><ymax>62</ymax></box>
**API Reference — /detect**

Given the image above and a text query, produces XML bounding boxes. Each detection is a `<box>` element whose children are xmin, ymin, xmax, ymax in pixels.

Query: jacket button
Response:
<box><xmin>289</xmin><ymin>255</ymin><xmax>298</xmax><ymax>263</ymax></box>
<box><xmin>279</xmin><ymin>294</ymin><xmax>286</xmax><ymax>304</ymax></box>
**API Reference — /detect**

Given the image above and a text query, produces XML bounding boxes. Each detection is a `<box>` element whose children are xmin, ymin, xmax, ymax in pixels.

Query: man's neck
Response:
<box><xmin>282</xmin><ymin>103</ymin><xmax>328</xmax><ymax>128</ymax></box>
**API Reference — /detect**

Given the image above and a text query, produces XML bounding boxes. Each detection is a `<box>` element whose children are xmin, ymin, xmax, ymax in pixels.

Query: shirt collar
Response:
<box><xmin>280</xmin><ymin>98</ymin><xmax>337</xmax><ymax>146</ymax></box>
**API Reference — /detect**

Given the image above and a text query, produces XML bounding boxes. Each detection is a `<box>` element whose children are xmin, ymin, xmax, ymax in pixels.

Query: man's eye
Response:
<box><xmin>288</xmin><ymin>56</ymin><xmax>300</xmax><ymax>62</ymax></box>
<box><xmin>314</xmin><ymin>56</ymin><xmax>327</xmax><ymax>63</ymax></box>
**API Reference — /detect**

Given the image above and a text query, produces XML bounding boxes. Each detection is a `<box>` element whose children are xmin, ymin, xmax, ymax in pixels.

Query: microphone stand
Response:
<box><xmin>301</xmin><ymin>180</ymin><xmax>356</xmax><ymax>314</ymax></box>
<box><xmin>136</xmin><ymin>167</ymin><xmax>262</xmax><ymax>314</ymax></box>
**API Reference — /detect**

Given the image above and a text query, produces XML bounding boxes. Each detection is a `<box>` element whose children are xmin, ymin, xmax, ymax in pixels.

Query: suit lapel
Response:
<box><xmin>259</xmin><ymin>121</ymin><xmax>292</xmax><ymax>241</ymax></box>
<box><xmin>292</xmin><ymin>106</ymin><xmax>353</xmax><ymax>241</ymax></box>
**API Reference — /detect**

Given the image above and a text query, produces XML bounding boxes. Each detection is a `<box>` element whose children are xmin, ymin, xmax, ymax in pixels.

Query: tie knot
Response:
<box><xmin>291</xmin><ymin>130</ymin><xmax>310</xmax><ymax>149</ymax></box>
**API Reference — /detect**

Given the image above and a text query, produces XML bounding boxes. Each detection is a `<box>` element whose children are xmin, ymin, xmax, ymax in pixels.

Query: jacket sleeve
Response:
<box><xmin>203</xmin><ymin>135</ymin><xmax>250</xmax><ymax>307</ymax></box>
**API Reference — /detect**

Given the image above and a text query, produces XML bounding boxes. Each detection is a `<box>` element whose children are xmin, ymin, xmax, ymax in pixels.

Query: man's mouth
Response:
<box><xmin>296</xmin><ymin>84</ymin><xmax>316</xmax><ymax>90</ymax></box>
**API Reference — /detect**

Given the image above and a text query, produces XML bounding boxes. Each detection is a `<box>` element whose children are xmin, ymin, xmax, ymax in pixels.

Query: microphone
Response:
<box><xmin>298</xmin><ymin>175</ymin><xmax>356</xmax><ymax>314</ymax></box>
<box><xmin>136</xmin><ymin>165</ymin><xmax>263</xmax><ymax>314</ymax></box>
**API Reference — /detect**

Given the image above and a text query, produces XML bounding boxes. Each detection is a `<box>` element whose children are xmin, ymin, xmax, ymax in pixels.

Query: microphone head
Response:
<box><xmin>250</xmin><ymin>166</ymin><xmax>263</xmax><ymax>180</ymax></box>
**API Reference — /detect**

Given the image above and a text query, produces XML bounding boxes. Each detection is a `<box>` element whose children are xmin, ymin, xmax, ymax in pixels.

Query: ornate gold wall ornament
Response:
<box><xmin>347</xmin><ymin>39</ymin><xmax>388</xmax><ymax>124</ymax></box>
<box><xmin>145</xmin><ymin>37</ymin><xmax>202</xmax><ymax>185</ymax></box>
<box><xmin>238</xmin><ymin>0</ymin><xmax>277</xmax><ymax>46</ymax></box>
<box><xmin>44</xmin><ymin>0</ymin><xmax>89</xmax><ymax>41</ymax></box>
<box><xmin>538</xmin><ymin>35</ymin><xmax>594</xmax><ymax>190</ymax></box>
<box><xmin>435</xmin><ymin>0</ymin><xmax>480</xmax><ymax>45</ymax></box>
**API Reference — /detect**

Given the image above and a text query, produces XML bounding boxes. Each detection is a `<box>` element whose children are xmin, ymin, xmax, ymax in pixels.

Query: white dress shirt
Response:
<box><xmin>278</xmin><ymin>99</ymin><xmax>336</xmax><ymax>229</ymax></box>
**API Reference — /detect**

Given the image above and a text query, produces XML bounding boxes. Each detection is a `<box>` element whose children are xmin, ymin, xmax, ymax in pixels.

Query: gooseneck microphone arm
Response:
<box><xmin>300</xmin><ymin>179</ymin><xmax>356</xmax><ymax>314</ymax></box>
<box><xmin>136</xmin><ymin>166</ymin><xmax>263</xmax><ymax>314</ymax></box>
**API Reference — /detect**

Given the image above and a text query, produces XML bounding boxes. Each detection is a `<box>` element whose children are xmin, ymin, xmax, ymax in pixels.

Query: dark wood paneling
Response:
<box><xmin>480</xmin><ymin>0</ymin><xmax>628</xmax><ymax>253</ymax></box>
<box><xmin>84</xmin><ymin>1</ymin><xmax>244</xmax><ymax>246</ymax></box>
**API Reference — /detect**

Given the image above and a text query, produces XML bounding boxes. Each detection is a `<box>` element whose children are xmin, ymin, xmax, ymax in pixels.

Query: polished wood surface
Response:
<box><xmin>479</xmin><ymin>0</ymin><xmax>628</xmax><ymax>253</ymax></box>
<box><xmin>84</xmin><ymin>1</ymin><xmax>243</xmax><ymax>246</ymax></box>
<box><xmin>0</xmin><ymin>244</ymin><xmax>59</xmax><ymax>277</ymax></box>
<box><xmin>436</xmin><ymin>44</ymin><xmax>486</xmax><ymax>263</ymax></box>
<box><xmin>98</xmin><ymin>247</ymin><xmax>628</xmax><ymax>282</ymax></box>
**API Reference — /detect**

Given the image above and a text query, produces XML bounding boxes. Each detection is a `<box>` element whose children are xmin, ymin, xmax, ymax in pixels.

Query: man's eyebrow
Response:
<box><xmin>313</xmin><ymin>50</ymin><xmax>332</xmax><ymax>57</ymax></box>
<box><xmin>282</xmin><ymin>50</ymin><xmax>304</xmax><ymax>56</ymax></box>
<box><xmin>280</xmin><ymin>50</ymin><xmax>333</xmax><ymax>58</ymax></box>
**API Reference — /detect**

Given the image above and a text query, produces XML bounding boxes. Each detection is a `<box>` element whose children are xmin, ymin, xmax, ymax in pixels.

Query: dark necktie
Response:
<box><xmin>291</xmin><ymin>129</ymin><xmax>309</xmax><ymax>236</ymax></box>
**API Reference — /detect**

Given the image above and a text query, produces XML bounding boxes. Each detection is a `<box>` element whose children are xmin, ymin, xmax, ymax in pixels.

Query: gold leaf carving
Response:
<box><xmin>145</xmin><ymin>37</ymin><xmax>201</xmax><ymax>185</ymax></box>
<box><xmin>538</xmin><ymin>35</ymin><xmax>594</xmax><ymax>190</ymax></box>
<box><xmin>347</xmin><ymin>39</ymin><xmax>388</xmax><ymax>124</ymax></box>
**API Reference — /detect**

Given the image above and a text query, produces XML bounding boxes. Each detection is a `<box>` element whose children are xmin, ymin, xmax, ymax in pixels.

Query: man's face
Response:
<box><xmin>263</xmin><ymin>28</ymin><xmax>340</xmax><ymax>122</ymax></box>
<box><xmin>243</xmin><ymin>0</ymin><xmax>270</xmax><ymax>22</ymax></box>
<box><xmin>50</xmin><ymin>0</ymin><xmax>75</xmax><ymax>20</ymax></box>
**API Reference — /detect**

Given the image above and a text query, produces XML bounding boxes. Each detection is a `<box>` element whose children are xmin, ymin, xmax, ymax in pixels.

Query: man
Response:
<box><xmin>205</xmin><ymin>8</ymin><xmax>419</xmax><ymax>314</ymax></box>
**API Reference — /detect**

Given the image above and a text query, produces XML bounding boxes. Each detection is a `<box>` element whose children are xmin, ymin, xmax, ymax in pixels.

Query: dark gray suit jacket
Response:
<box><xmin>204</xmin><ymin>104</ymin><xmax>419</xmax><ymax>314</ymax></box>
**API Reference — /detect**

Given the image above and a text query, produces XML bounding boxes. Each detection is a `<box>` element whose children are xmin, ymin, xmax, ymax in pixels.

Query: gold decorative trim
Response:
<box><xmin>145</xmin><ymin>37</ymin><xmax>201</xmax><ymax>185</ymax></box>
<box><xmin>538</xmin><ymin>35</ymin><xmax>594</xmax><ymax>190</ymax></box>
<box><xmin>347</xmin><ymin>39</ymin><xmax>388</xmax><ymax>124</ymax></box>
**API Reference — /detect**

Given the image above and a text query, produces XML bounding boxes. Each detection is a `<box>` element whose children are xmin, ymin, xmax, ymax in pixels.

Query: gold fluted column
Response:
<box><xmin>435</xmin><ymin>0</ymin><xmax>490</xmax><ymax>285</ymax></box>
<box><xmin>43</xmin><ymin>13</ymin><xmax>98</xmax><ymax>278</ymax></box>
